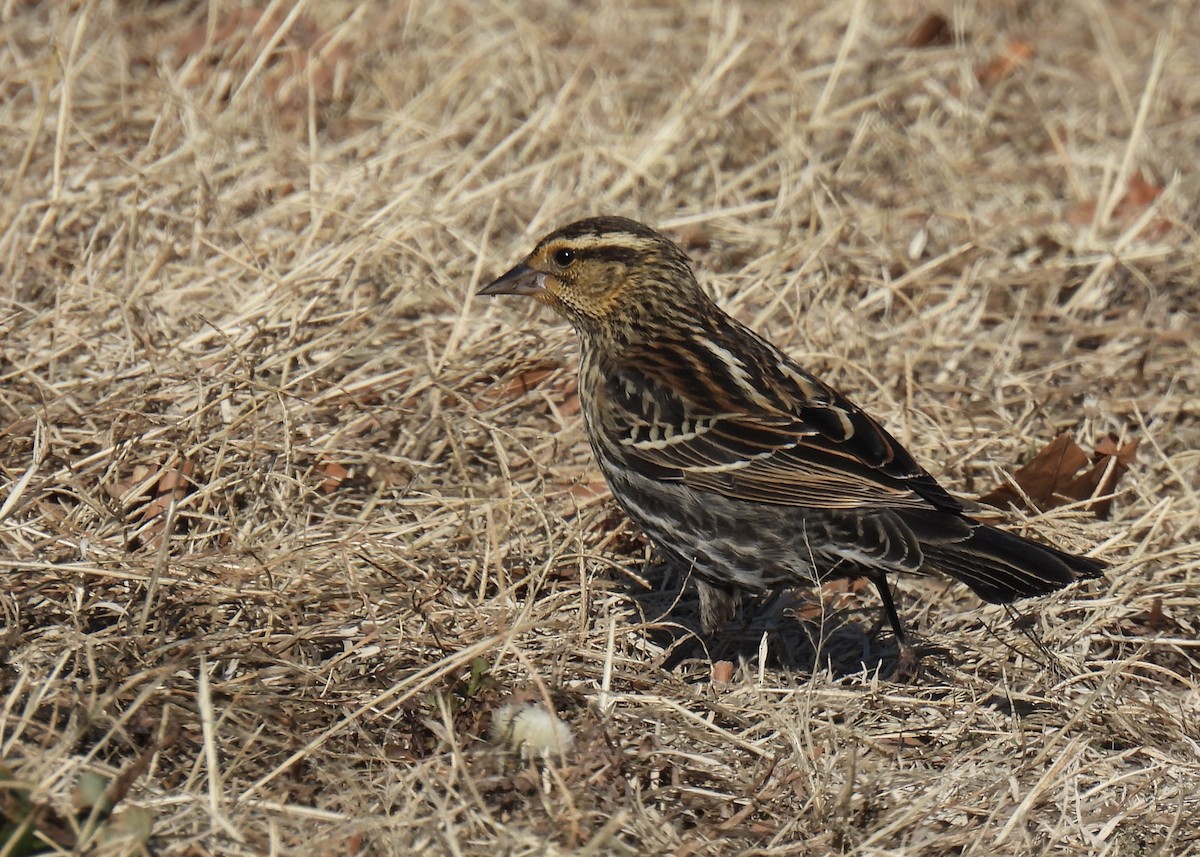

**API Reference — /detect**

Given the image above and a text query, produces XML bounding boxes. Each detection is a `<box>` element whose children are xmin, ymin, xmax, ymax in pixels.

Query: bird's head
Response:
<box><xmin>480</xmin><ymin>216</ymin><xmax>703</xmax><ymax>341</ymax></box>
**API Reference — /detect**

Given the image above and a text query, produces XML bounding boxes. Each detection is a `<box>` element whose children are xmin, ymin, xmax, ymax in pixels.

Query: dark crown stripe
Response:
<box><xmin>576</xmin><ymin>245</ymin><xmax>642</xmax><ymax>265</ymax></box>
<box><xmin>546</xmin><ymin>216</ymin><xmax>664</xmax><ymax>243</ymax></box>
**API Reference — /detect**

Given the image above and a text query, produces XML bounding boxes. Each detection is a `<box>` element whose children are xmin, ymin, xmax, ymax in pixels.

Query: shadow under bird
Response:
<box><xmin>480</xmin><ymin>216</ymin><xmax>1105</xmax><ymax>645</ymax></box>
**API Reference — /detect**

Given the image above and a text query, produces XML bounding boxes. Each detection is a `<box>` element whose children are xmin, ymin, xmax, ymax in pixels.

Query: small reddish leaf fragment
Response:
<box><xmin>558</xmin><ymin>391</ymin><xmax>582</xmax><ymax>417</ymax></box>
<box><xmin>1067</xmin><ymin>199</ymin><xmax>1098</xmax><ymax>227</ymax></box>
<box><xmin>676</xmin><ymin>226</ymin><xmax>710</xmax><ymax>252</ymax></box>
<box><xmin>140</xmin><ymin>460</ymin><xmax>199</xmax><ymax>522</ymax></box>
<box><xmin>569</xmin><ymin>480</ymin><xmax>610</xmax><ymax>503</ymax></box>
<box><xmin>976</xmin><ymin>39</ymin><xmax>1034</xmax><ymax>86</ymax></box>
<box><xmin>106</xmin><ymin>464</ymin><xmax>155</xmax><ymax>500</ymax></box>
<box><xmin>1122</xmin><ymin>169</ymin><xmax>1162</xmax><ymax>211</ymax></box>
<box><xmin>906</xmin><ymin>13</ymin><xmax>953</xmax><ymax>48</ymax></box>
<box><xmin>110</xmin><ymin>459</ymin><xmax>202</xmax><ymax>548</ymax></box>
<box><xmin>789</xmin><ymin>578</ymin><xmax>867</xmax><ymax>622</ymax></box>
<box><xmin>476</xmin><ymin>362</ymin><xmax>568</xmax><ymax>409</ymax></box>
<box><xmin>1123</xmin><ymin>595</ymin><xmax>1183</xmax><ymax>635</ymax></box>
<box><xmin>1067</xmin><ymin>169</ymin><xmax>1171</xmax><ymax>237</ymax></box>
<box><xmin>320</xmin><ymin>461</ymin><xmax>350</xmax><ymax>494</ymax></box>
<box><xmin>506</xmin><ymin>366</ymin><xmax>558</xmax><ymax>398</ymax></box>
<box><xmin>156</xmin><ymin>462</ymin><xmax>195</xmax><ymax>494</ymax></box>
<box><xmin>711</xmin><ymin>660</ymin><xmax>735</xmax><ymax>684</ymax></box>
<box><xmin>1147</xmin><ymin>596</ymin><xmax>1164</xmax><ymax>631</ymax></box>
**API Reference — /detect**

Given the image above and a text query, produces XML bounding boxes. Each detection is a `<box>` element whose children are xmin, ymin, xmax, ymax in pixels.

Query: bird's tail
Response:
<box><xmin>923</xmin><ymin>523</ymin><xmax>1106</xmax><ymax>604</ymax></box>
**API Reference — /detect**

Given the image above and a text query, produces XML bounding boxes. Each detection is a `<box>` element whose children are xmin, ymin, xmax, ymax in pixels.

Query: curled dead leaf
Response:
<box><xmin>980</xmin><ymin>432</ymin><xmax>1136</xmax><ymax>519</ymax></box>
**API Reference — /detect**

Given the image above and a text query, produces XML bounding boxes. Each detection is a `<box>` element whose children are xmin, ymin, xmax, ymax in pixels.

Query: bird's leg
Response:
<box><xmin>870</xmin><ymin>574</ymin><xmax>921</xmax><ymax>679</ymax></box>
<box><xmin>868</xmin><ymin>575</ymin><xmax>951</xmax><ymax>678</ymax></box>
<box><xmin>871</xmin><ymin>574</ymin><xmax>907</xmax><ymax>643</ymax></box>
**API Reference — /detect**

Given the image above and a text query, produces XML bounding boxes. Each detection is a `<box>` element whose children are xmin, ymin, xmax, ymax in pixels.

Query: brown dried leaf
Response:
<box><xmin>976</xmin><ymin>39</ymin><xmax>1034</xmax><ymax>86</ymax></box>
<box><xmin>140</xmin><ymin>460</ymin><xmax>199</xmax><ymax>522</ymax></box>
<box><xmin>164</xmin><ymin>7</ymin><xmax>356</xmax><ymax>131</ymax></box>
<box><xmin>320</xmin><ymin>461</ymin><xmax>350</xmax><ymax>494</ymax></box>
<box><xmin>789</xmin><ymin>578</ymin><xmax>868</xmax><ymax>622</ymax></box>
<box><xmin>979</xmin><ymin>433</ymin><xmax>1088</xmax><ymax>510</ymax></box>
<box><xmin>1094</xmin><ymin>433</ymin><xmax>1140</xmax><ymax>466</ymax></box>
<box><xmin>476</xmin><ymin>362</ymin><xmax>566</xmax><ymax>408</ymax></box>
<box><xmin>558</xmin><ymin>390</ymin><xmax>582</xmax><ymax>417</ymax></box>
<box><xmin>156</xmin><ymin>463</ymin><xmax>193</xmax><ymax>494</ymax></box>
<box><xmin>1122</xmin><ymin>169</ymin><xmax>1163</xmax><ymax>211</ymax></box>
<box><xmin>1148</xmin><ymin>596</ymin><xmax>1164</xmax><ymax>630</ymax></box>
<box><xmin>1121</xmin><ymin>595</ymin><xmax>1188</xmax><ymax>636</ymax></box>
<box><xmin>106</xmin><ymin>459</ymin><xmax>202</xmax><ymax>548</ymax></box>
<box><xmin>980</xmin><ymin>433</ymin><xmax>1136</xmax><ymax>517</ymax></box>
<box><xmin>1067</xmin><ymin>169</ymin><xmax>1171</xmax><ymax>237</ymax></box>
<box><xmin>106</xmin><ymin>463</ymin><xmax>156</xmax><ymax>500</ymax></box>
<box><xmin>506</xmin><ymin>367</ymin><xmax>558</xmax><ymax>396</ymax></box>
<box><xmin>711</xmin><ymin>660</ymin><xmax>735</xmax><ymax>684</ymax></box>
<box><xmin>1058</xmin><ymin>434</ymin><xmax>1139</xmax><ymax>519</ymax></box>
<box><xmin>569</xmin><ymin>480</ymin><xmax>610</xmax><ymax>504</ymax></box>
<box><xmin>906</xmin><ymin>13</ymin><xmax>953</xmax><ymax>49</ymax></box>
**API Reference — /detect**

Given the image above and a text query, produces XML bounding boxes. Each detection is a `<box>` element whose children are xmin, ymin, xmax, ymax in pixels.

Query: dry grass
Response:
<box><xmin>3</xmin><ymin>1</ymin><xmax>1199</xmax><ymax>854</ymax></box>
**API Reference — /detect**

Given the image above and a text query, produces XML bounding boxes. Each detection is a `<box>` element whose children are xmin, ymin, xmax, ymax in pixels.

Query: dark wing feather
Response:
<box><xmin>598</xmin><ymin>345</ymin><xmax>963</xmax><ymax>516</ymax></box>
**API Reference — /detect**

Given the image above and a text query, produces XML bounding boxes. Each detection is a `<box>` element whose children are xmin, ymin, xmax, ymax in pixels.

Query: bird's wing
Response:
<box><xmin>597</xmin><ymin>354</ymin><xmax>964</xmax><ymax>515</ymax></box>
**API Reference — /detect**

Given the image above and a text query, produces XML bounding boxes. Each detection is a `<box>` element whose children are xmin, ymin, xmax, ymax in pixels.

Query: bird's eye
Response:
<box><xmin>553</xmin><ymin>248</ymin><xmax>575</xmax><ymax>267</ymax></box>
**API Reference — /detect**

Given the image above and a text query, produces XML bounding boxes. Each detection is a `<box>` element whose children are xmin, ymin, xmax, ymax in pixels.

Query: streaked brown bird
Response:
<box><xmin>481</xmin><ymin>216</ymin><xmax>1105</xmax><ymax>644</ymax></box>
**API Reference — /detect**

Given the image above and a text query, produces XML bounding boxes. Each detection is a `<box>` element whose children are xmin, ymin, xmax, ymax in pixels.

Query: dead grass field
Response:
<box><xmin>3</xmin><ymin>1</ymin><xmax>1200</xmax><ymax>854</ymax></box>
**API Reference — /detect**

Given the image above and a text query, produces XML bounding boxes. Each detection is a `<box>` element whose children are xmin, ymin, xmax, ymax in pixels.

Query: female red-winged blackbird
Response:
<box><xmin>481</xmin><ymin>216</ymin><xmax>1105</xmax><ymax>641</ymax></box>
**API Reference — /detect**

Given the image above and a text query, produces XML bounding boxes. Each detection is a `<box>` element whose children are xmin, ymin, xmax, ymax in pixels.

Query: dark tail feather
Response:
<box><xmin>924</xmin><ymin>524</ymin><xmax>1105</xmax><ymax>604</ymax></box>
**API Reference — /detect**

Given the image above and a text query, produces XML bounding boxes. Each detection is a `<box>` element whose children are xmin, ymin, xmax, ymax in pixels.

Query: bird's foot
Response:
<box><xmin>890</xmin><ymin>639</ymin><xmax>952</xmax><ymax>682</ymax></box>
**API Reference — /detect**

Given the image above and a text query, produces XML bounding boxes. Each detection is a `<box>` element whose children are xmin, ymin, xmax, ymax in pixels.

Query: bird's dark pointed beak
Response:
<box><xmin>479</xmin><ymin>262</ymin><xmax>545</xmax><ymax>297</ymax></box>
